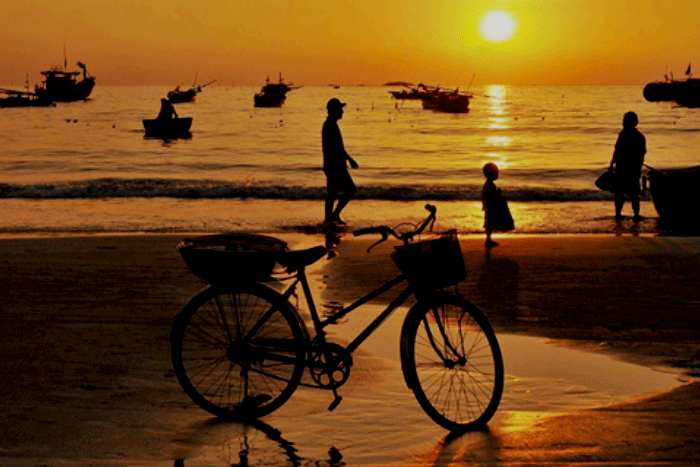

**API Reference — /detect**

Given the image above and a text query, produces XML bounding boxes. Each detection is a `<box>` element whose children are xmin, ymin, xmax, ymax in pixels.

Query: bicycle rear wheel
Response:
<box><xmin>401</xmin><ymin>293</ymin><xmax>503</xmax><ymax>431</ymax></box>
<box><xmin>171</xmin><ymin>282</ymin><xmax>307</xmax><ymax>419</ymax></box>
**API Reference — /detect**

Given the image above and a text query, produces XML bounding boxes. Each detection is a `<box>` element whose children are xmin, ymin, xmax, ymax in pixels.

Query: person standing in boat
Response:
<box><xmin>609</xmin><ymin>111</ymin><xmax>646</xmax><ymax>221</ymax></box>
<box><xmin>322</xmin><ymin>98</ymin><xmax>359</xmax><ymax>224</ymax></box>
<box><xmin>157</xmin><ymin>98</ymin><xmax>178</xmax><ymax>120</ymax></box>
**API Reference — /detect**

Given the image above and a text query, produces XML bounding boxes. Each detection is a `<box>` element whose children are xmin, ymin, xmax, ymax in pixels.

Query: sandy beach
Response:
<box><xmin>1</xmin><ymin>232</ymin><xmax>700</xmax><ymax>466</ymax></box>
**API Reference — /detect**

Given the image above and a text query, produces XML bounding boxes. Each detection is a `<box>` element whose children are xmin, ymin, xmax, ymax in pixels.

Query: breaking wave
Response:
<box><xmin>0</xmin><ymin>178</ymin><xmax>614</xmax><ymax>202</ymax></box>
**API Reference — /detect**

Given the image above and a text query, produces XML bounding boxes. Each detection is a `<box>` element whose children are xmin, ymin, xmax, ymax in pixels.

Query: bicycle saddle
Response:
<box><xmin>277</xmin><ymin>245</ymin><xmax>327</xmax><ymax>272</ymax></box>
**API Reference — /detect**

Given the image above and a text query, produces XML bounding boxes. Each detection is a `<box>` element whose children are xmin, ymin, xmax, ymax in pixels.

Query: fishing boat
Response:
<box><xmin>421</xmin><ymin>89</ymin><xmax>472</xmax><ymax>113</ymax></box>
<box><xmin>643</xmin><ymin>78</ymin><xmax>695</xmax><ymax>102</ymax></box>
<box><xmin>0</xmin><ymin>82</ymin><xmax>54</xmax><ymax>108</ymax></box>
<box><xmin>646</xmin><ymin>165</ymin><xmax>700</xmax><ymax>223</ymax></box>
<box><xmin>167</xmin><ymin>86</ymin><xmax>197</xmax><ymax>103</ymax></box>
<box><xmin>254</xmin><ymin>74</ymin><xmax>300</xmax><ymax>108</ymax></box>
<box><xmin>142</xmin><ymin>117</ymin><xmax>193</xmax><ymax>139</ymax></box>
<box><xmin>389</xmin><ymin>83</ymin><xmax>440</xmax><ymax>100</ymax></box>
<box><xmin>671</xmin><ymin>82</ymin><xmax>700</xmax><ymax>108</ymax></box>
<box><xmin>643</xmin><ymin>64</ymin><xmax>700</xmax><ymax>106</ymax></box>
<box><xmin>167</xmin><ymin>74</ymin><xmax>216</xmax><ymax>103</ymax></box>
<box><xmin>34</xmin><ymin>61</ymin><xmax>95</xmax><ymax>102</ymax></box>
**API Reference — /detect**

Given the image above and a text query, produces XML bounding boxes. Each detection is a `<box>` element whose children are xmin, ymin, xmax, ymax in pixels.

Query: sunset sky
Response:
<box><xmin>2</xmin><ymin>0</ymin><xmax>699</xmax><ymax>86</ymax></box>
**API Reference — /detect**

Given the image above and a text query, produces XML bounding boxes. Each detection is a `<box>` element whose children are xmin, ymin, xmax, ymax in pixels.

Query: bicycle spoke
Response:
<box><xmin>172</xmin><ymin>284</ymin><xmax>306</xmax><ymax>419</ymax></box>
<box><xmin>402</xmin><ymin>294</ymin><xmax>503</xmax><ymax>430</ymax></box>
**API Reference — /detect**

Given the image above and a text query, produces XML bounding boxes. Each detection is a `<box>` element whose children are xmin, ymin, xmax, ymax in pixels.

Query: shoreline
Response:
<box><xmin>0</xmin><ymin>229</ymin><xmax>669</xmax><ymax>241</ymax></box>
<box><xmin>1</xmin><ymin>232</ymin><xmax>700</xmax><ymax>464</ymax></box>
<box><xmin>0</xmin><ymin>197</ymin><xmax>664</xmax><ymax>237</ymax></box>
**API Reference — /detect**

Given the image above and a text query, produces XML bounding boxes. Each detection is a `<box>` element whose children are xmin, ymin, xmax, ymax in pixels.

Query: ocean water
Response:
<box><xmin>1</xmin><ymin>83</ymin><xmax>699</xmax><ymax>235</ymax></box>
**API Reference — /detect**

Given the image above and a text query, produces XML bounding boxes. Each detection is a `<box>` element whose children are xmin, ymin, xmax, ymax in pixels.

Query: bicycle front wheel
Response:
<box><xmin>171</xmin><ymin>282</ymin><xmax>307</xmax><ymax>419</ymax></box>
<box><xmin>400</xmin><ymin>293</ymin><xmax>504</xmax><ymax>431</ymax></box>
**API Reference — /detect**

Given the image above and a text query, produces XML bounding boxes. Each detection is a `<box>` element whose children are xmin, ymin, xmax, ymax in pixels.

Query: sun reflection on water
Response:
<box><xmin>486</xmin><ymin>85</ymin><xmax>508</xmax><ymax>113</ymax></box>
<box><xmin>483</xmin><ymin>85</ymin><xmax>513</xmax><ymax>169</ymax></box>
<box><xmin>486</xmin><ymin>135</ymin><xmax>511</xmax><ymax>147</ymax></box>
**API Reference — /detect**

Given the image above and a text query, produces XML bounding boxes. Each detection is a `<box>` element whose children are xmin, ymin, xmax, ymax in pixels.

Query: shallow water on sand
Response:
<box><xmin>0</xmin><ymin>197</ymin><xmax>662</xmax><ymax>236</ymax></box>
<box><xmin>165</xmin><ymin>262</ymin><xmax>682</xmax><ymax>467</ymax></box>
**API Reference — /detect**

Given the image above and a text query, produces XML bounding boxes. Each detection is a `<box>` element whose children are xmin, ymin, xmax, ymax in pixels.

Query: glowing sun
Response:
<box><xmin>480</xmin><ymin>10</ymin><xmax>517</xmax><ymax>43</ymax></box>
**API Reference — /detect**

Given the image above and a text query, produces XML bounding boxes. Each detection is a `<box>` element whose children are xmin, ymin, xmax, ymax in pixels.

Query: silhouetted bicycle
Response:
<box><xmin>171</xmin><ymin>205</ymin><xmax>504</xmax><ymax>431</ymax></box>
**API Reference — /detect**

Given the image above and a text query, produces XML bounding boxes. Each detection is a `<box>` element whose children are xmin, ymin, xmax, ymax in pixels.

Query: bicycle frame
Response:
<box><xmin>280</xmin><ymin>267</ymin><xmax>414</xmax><ymax>356</ymax></box>
<box><xmin>172</xmin><ymin>206</ymin><xmax>504</xmax><ymax>428</ymax></box>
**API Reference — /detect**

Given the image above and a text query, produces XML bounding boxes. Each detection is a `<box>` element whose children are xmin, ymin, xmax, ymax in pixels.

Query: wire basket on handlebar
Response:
<box><xmin>391</xmin><ymin>230</ymin><xmax>466</xmax><ymax>296</ymax></box>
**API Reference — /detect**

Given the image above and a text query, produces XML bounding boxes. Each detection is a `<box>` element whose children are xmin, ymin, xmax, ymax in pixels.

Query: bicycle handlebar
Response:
<box><xmin>353</xmin><ymin>204</ymin><xmax>437</xmax><ymax>252</ymax></box>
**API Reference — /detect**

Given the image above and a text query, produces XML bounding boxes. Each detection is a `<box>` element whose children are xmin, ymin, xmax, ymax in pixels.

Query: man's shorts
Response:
<box><xmin>326</xmin><ymin>170</ymin><xmax>355</xmax><ymax>195</ymax></box>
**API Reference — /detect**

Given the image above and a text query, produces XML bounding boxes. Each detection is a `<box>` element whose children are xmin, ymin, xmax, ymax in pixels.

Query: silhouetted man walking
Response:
<box><xmin>322</xmin><ymin>98</ymin><xmax>358</xmax><ymax>224</ymax></box>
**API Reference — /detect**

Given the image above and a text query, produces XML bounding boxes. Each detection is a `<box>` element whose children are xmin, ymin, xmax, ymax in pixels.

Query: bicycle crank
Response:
<box><xmin>308</xmin><ymin>342</ymin><xmax>353</xmax><ymax>390</ymax></box>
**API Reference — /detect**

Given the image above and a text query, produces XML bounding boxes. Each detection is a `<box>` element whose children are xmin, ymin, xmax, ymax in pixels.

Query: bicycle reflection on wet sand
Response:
<box><xmin>171</xmin><ymin>417</ymin><xmax>500</xmax><ymax>467</ymax></box>
<box><xmin>173</xmin><ymin>418</ymin><xmax>344</xmax><ymax>467</ymax></box>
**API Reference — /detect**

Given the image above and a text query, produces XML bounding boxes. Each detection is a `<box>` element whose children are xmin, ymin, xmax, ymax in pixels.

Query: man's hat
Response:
<box><xmin>327</xmin><ymin>98</ymin><xmax>346</xmax><ymax>110</ymax></box>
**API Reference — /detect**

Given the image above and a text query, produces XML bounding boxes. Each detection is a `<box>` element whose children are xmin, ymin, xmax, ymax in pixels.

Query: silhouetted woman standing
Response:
<box><xmin>610</xmin><ymin>111</ymin><xmax>646</xmax><ymax>221</ymax></box>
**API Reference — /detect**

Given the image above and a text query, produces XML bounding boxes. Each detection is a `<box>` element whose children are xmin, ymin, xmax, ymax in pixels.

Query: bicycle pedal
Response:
<box><xmin>328</xmin><ymin>395</ymin><xmax>342</xmax><ymax>411</ymax></box>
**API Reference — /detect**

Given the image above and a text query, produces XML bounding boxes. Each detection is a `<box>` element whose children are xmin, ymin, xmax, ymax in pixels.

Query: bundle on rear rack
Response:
<box><xmin>177</xmin><ymin>233</ymin><xmax>288</xmax><ymax>284</ymax></box>
<box><xmin>391</xmin><ymin>230</ymin><xmax>466</xmax><ymax>296</ymax></box>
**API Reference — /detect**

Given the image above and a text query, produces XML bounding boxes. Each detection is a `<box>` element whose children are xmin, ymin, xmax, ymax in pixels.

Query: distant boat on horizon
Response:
<box><xmin>0</xmin><ymin>88</ymin><xmax>55</xmax><ymax>108</ymax></box>
<box><xmin>254</xmin><ymin>74</ymin><xmax>300</xmax><ymax>108</ymax></box>
<box><xmin>389</xmin><ymin>83</ymin><xmax>440</xmax><ymax>100</ymax></box>
<box><xmin>34</xmin><ymin>61</ymin><xmax>95</xmax><ymax>102</ymax></box>
<box><xmin>167</xmin><ymin>73</ymin><xmax>216</xmax><ymax>103</ymax></box>
<box><xmin>421</xmin><ymin>88</ymin><xmax>472</xmax><ymax>113</ymax></box>
<box><xmin>1</xmin><ymin>75</ymin><xmax>55</xmax><ymax>108</ymax></box>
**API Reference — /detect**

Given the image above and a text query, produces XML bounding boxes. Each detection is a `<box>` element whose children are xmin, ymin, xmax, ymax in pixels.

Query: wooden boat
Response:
<box><xmin>254</xmin><ymin>74</ymin><xmax>300</xmax><ymax>108</ymax></box>
<box><xmin>643</xmin><ymin>79</ymin><xmax>696</xmax><ymax>102</ymax></box>
<box><xmin>389</xmin><ymin>83</ymin><xmax>439</xmax><ymax>100</ymax></box>
<box><xmin>167</xmin><ymin>77</ymin><xmax>216</xmax><ymax>103</ymax></box>
<box><xmin>167</xmin><ymin>87</ymin><xmax>197</xmax><ymax>103</ymax></box>
<box><xmin>421</xmin><ymin>89</ymin><xmax>471</xmax><ymax>113</ymax></box>
<box><xmin>672</xmin><ymin>82</ymin><xmax>700</xmax><ymax>108</ymax></box>
<box><xmin>643</xmin><ymin>64</ymin><xmax>700</xmax><ymax>106</ymax></box>
<box><xmin>646</xmin><ymin>165</ymin><xmax>700</xmax><ymax>223</ymax></box>
<box><xmin>0</xmin><ymin>88</ymin><xmax>54</xmax><ymax>108</ymax></box>
<box><xmin>142</xmin><ymin>117</ymin><xmax>192</xmax><ymax>139</ymax></box>
<box><xmin>34</xmin><ymin>61</ymin><xmax>95</xmax><ymax>102</ymax></box>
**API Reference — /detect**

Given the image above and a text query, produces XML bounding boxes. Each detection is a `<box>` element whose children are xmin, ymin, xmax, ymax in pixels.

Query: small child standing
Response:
<box><xmin>481</xmin><ymin>163</ymin><xmax>514</xmax><ymax>247</ymax></box>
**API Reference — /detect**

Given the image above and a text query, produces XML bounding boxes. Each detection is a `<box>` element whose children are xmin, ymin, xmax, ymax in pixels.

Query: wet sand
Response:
<box><xmin>1</xmin><ymin>233</ymin><xmax>700</xmax><ymax>465</ymax></box>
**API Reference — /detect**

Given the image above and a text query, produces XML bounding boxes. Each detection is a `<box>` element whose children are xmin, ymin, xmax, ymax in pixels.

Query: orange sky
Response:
<box><xmin>1</xmin><ymin>0</ymin><xmax>699</xmax><ymax>86</ymax></box>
